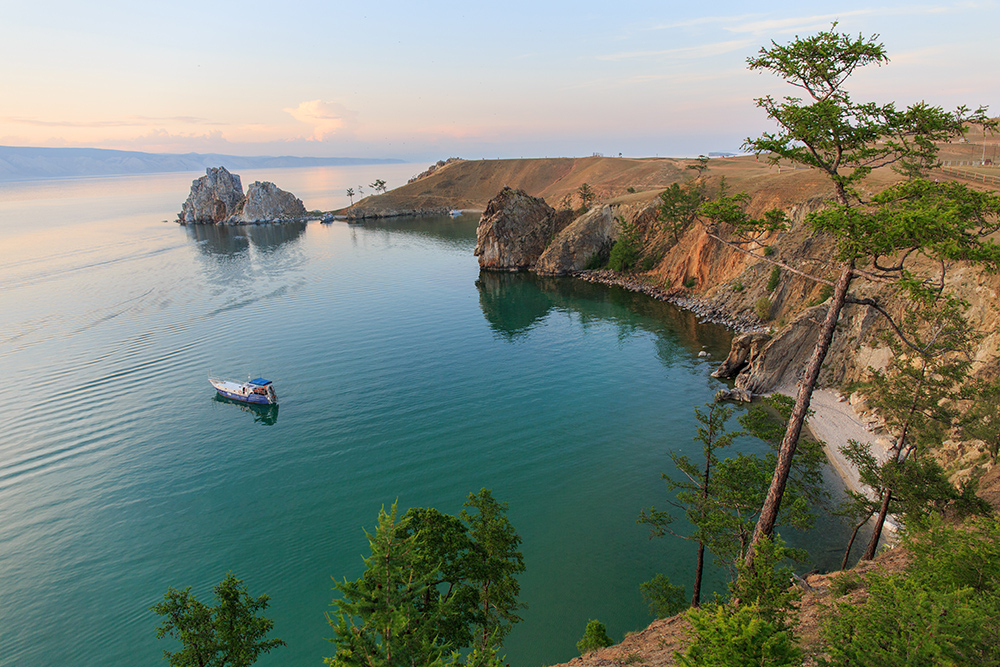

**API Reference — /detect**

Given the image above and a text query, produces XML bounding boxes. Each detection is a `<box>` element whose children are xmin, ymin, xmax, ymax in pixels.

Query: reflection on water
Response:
<box><xmin>359</xmin><ymin>213</ymin><xmax>479</xmax><ymax>247</ymax></box>
<box><xmin>475</xmin><ymin>271</ymin><xmax>556</xmax><ymax>339</ymax></box>
<box><xmin>212</xmin><ymin>393</ymin><xmax>279</xmax><ymax>425</ymax></box>
<box><xmin>186</xmin><ymin>221</ymin><xmax>307</xmax><ymax>256</ymax></box>
<box><xmin>476</xmin><ymin>270</ymin><xmax>733</xmax><ymax>362</ymax></box>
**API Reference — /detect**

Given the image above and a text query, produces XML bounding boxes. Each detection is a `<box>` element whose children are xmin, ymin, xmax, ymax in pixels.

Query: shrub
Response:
<box><xmin>577</xmin><ymin>619</ymin><xmax>613</xmax><ymax>654</ymax></box>
<box><xmin>820</xmin><ymin>516</ymin><xmax>1000</xmax><ymax>667</ymax></box>
<box><xmin>640</xmin><ymin>574</ymin><xmax>687</xmax><ymax>618</ymax></box>
<box><xmin>828</xmin><ymin>571</ymin><xmax>862</xmax><ymax>597</ymax></box>
<box><xmin>755</xmin><ymin>297</ymin><xmax>772</xmax><ymax>321</ymax></box>
<box><xmin>683</xmin><ymin>276</ymin><xmax>697</xmax><ymax>289</ymax></box>
<box><xmin>679</xmin><ymin>603</ymin><xmax>802</xmax><ymax>667</ymax></box>
<box><xmin>767</xmin><ymin>266</ymin><xmax>781</xmax><ymax>291</ymax></box>
<box><xmin>733</xmin><ymin>281</ymin><xmax>744</xmax><ymax>292</ymax></box>
<box><xmin>608</xmin><ymin>217</ymin><xmax>642</xmax><ymax>272</ymax></box>
<box><xmin>763</xmin><ymin>245</ymin><xmax>775</xmax><ymax>256</ymax></box>
<box><xmin>626</xmin><ymin>186</ymin><xmax>636</xmax><ymax>194</ymax></box>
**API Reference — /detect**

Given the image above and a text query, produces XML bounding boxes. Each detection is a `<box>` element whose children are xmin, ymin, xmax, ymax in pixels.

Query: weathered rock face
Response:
<box><xmin>712</xmin><ymin>332</ymin><xmax>772</xmax><ymax>380</ymax></box>
<box><xmin>535</xmin><ymin>205</ymin><xmax>617</xmax><ymax>275</ymax></box>
<box><xmin>230</xmin><ymin>181</ymin><xmax>306</xmax><ymax>223</ymax></box>
<box><xmin>179</xmin><ymin>167</ymin><xmax>244</xmax><ymax>224</ymax></box>
<box><xmin>734</xmin><ymin>304</ymin><xmax>829</xmax><ymax>394</ymax></box>
<box><xmin>474</xmin><ymin>187</ymin><xmax>566</xmax><ymax>271</ymax></box>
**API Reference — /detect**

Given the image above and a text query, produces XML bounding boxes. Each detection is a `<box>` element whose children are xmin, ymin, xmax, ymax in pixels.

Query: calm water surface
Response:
<box><xmin>0</xmin><ymin>166</ymin><xmax>854</xmax><ymax>666</ymax></box>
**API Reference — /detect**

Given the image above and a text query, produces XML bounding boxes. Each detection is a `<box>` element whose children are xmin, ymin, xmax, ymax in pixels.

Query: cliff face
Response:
<box><xmin>474</xmin><ymin>187</ymin><xmax>573</xmax><ymax>270</ymax></box>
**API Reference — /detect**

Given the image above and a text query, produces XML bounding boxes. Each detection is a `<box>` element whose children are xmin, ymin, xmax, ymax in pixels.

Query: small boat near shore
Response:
<box><xmin>209</xmin><ymin>377</ymin><xmax>278</xmax><ymax>405</ymax></box>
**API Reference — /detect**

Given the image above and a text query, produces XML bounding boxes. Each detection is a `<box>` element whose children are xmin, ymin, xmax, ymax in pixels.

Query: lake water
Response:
<box><xmin>0</xmin><ymin>165</ymin><xmax>856</xmax><ymax>666</ymax></box>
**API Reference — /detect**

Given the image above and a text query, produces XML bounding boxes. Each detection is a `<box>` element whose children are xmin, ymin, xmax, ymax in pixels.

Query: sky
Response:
<box><xmin>1</xmin><ymin>0</ymin><xmax>997</xmax><ymax>161</ymax></box>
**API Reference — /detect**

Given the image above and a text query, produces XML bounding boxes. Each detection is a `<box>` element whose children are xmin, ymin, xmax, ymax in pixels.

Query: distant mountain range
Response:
<box><xmin>0</xmin><ymin>146</ymin><xmax>404</xmax><ymax>181</ymax></box>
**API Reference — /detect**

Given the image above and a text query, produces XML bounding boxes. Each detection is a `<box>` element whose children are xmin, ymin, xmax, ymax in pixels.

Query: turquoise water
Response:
<box><xmin>0</xmin><ymin>167</ymin><xmax>853</xmax><ymax>666</ymax></box>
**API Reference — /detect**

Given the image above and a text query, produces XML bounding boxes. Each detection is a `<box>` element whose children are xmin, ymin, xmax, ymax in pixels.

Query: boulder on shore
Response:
<box><xmin>474</xmin><ymin>186</ymin><xmax>569</xmax><ymax>271</ymax></box>
<box><xmin>230</xmin><ymin>181</ymin><xmax>306</xmax><ymax>223</ymax></box>
<box><xmin>179</xmin><ymin>166</ymin><xmax>244</xmax><ymax>224</ymax></box>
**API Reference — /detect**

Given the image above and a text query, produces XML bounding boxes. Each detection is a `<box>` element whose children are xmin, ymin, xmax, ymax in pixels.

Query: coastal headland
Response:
<box><xmin>349</xmin><ymin>151</ymin><xmax>1000</xmax><ymax>665</ymax></box>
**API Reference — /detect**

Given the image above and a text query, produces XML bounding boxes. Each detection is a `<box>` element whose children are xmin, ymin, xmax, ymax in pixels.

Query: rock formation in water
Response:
<box><xmin>229</xmin><ymin>181</ymin><xmax>306</xmax><ymax>223</ymax></box>
<box><xmin>474</xmin><ymin>187</ymin><xmax>572</xmax><ymax>271</ymax></box>
<box><xmin>535</xmin><ymin>205</ymin><xmax>617</xmax><ymax>275</ymax></box>
<box><xmin>178</xmin><ymin>167</ymin><xmax>307</xmax><ymax>225</ymax></box>
<box><xmin>178</xmin><ymin>167</ymin><xmax>244</xmax><ymax>224</ymax></box>
<box><xmin>712</xmin><ymin>332</ymin><xmax>772</xmax><ymax>380</ymax></box>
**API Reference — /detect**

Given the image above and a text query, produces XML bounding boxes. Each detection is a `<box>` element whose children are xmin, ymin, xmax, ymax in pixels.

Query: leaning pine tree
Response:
<box><xmin>697</xmin><ymin>24</ymin><xmax>1000</xmax><ymax>569</ymax></box>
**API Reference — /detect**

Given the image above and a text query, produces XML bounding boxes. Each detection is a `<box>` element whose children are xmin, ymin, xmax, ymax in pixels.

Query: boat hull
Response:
<box><xmin>209</xmin><ymin>378</ymin><xmax>278</xmax><ymax>405</ymax></box>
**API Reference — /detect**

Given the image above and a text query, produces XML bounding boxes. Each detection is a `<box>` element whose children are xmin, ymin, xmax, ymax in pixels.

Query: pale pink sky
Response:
<box><xmin>2</xmin><ymin>1</ymin><xmax>996</xmax><ymax>160</ymax></box>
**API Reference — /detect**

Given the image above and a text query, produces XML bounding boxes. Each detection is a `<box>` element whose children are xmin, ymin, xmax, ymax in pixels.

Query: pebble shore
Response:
<box><xmin>576</xmin><ymin>269</ymin><xmax>770</xmax><ymax>334</ymax></box>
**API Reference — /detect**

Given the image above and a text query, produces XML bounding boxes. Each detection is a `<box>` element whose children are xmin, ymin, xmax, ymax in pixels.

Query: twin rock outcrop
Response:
<box><xmin>178</xmin><ymin>166</ymin><xmax>307</xmax><ymax>225</ymax></box>
<box><xmin>474</xmin><ymin>186</ymin><xmax>614</xmax><ymax>273</ymax></box>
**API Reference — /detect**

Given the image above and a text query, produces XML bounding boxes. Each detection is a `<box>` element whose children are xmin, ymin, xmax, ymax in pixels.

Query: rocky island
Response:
<box><xmin>178</xmin><ymin>166</ymin><xmax>307</xmax><ymax>225</ymax></box>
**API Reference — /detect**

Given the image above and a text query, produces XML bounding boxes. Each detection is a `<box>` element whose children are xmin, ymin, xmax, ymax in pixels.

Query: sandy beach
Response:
<box><xmin>779</xmin><ymin>387</ymin><xmax>889</xmax><ymax>497</ymax></box>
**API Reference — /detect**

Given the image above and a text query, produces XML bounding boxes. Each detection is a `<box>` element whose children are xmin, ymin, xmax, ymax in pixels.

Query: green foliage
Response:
<box><xmin>659</xmin><ymin>181</ymin><xmax>706</xmax><ymax>244</ymax></box>
<box><xmin>346</xmin><ymin>187</ymin><xmax>355</xmax><ymax>205</ymax></box>
<box><xmin>820</xmin><ymin>516</ymin><xmax>1000</xmax><ymax>666</ymax></box>
<box><xmin>745</xmin><ymin>23</ymin><xmax>991</xmax><ymax>202</ymax></box>
<box><xmin>639</xmin><ymin>253</ymin><xmax>660</xmax><ymax>272</ymax></box>
<box><xmin>959</xmin><ymin>376</ymin><xmax>1000</xmax><ymax>463</ymax></box>
<box><xmin>326</xmin><ymin>491</ymin><xmax>525</xmax><ymax>666</ymax></box>
<box><xmin>730</xmin><ymin>537</ymin><xmax>800</xmax><ymax>629</ymax></box>
<box><xmin>755</xmin><ymin>297</ymin><xmax>771</xmax><ymax>321</ymax></box>
<box><xmin>827</xmin><ymin>571</ymin><xmax>862</xmax><ymax>597</ymax></box>
<box><xmin>766</xmin><ymin>266</ymin><xmax>781</xmax><ymax>291</ymax></box>
<box><xmin>577</xmin><ymin>619</ymin><xmax>613</xmax><ymax>654</ymax></box>
<box><xmin>683</xmin><ymin>276</ymin><xmax>696</xmax><ymax>289</ymax></box>
<box><xmin>608</xmin><ymin>216</ymin><xmax>642</xmax><ymax>272</ymax></box>
<box><xmin>640</xmin><ymin>574</ymin><xmax>687</xmax><ymax>618</ymax></box>
<box><xmin>733</xmin><ymin>281</ymin><xmax>744</xmax><ymax>292</ymax></box>
<box><xmin>678</xmin><ymin>603</ymin><xmax>802</xmax><ymax>667</ymax></box>
<box><xmin>152</xmin><ymin>573</ymin><xmax>285</xmax><ymax>667</ymax></box>
<box><xmin>578</xmin><ymin>182</ymin><xmax>596</xmax><ymax>210</ymax></box>
<box><xmin>369</xmin><ymin>179</ymin><xmax>387</xmax><ymax>194</ymax></box>
<box><xmin>626</xmin><ymin>186</ymin><xmax>637</xmax><ymax>194</ymax></box>
<box><xmin>762</xmin><ymin>245</ymin><xmax>775</xmax><ymax>257</ymax></box>
<box><xmin>585</xmin><ymin>250</ymin><xmax>607</xmax><ymax>270</ymax></box>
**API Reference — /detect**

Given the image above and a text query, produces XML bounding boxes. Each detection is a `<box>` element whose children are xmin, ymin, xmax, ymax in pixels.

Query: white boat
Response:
<box><xmin>209</xmin><ymin>377</ymin><xmax>278</xmax><ymax>405</ymax></box>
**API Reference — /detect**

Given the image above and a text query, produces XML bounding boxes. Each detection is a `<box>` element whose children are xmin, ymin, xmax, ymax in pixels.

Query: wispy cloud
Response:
<box><xmin>0</xmin><ymin>115</ymin><xmax>225</xmax><ymax>128</ymax></box>
<box><xmin>599</xmin><ymin>39</ymin><xmax>754</xmax><ymax>62</ymax></box>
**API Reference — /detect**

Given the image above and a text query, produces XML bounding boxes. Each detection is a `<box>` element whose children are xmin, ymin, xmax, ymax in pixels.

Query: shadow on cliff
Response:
<box><xmin>475</xmin><ymin>271</ymin><xmax>733</xmax><ymax>362</ymax></box>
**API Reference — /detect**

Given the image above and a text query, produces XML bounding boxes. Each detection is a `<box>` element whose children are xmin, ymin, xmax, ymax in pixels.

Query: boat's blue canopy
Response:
<box><xmin>249</xmin><ymin>378</ymin><xmax>272</xmax><ymax>386</ymax></box>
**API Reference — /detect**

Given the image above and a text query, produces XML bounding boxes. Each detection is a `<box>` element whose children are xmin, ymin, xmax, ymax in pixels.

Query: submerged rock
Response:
<box><xmin>474</xmin><ymin>187</ymin><xmax>569</xmax><ymax>271</ymax></box>
<box><xmin>230</xmin><ymin>181</ymin><xmax>306</xmax><ymax>223</ymax></box>
<box><xmin>179</xmin><ymin>166</ymin><xmax>244</xmax><ymax>224</ymax></box>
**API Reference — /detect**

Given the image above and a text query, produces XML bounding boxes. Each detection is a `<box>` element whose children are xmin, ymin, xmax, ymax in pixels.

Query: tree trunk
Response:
<box><xmin>744</xmin><ymin>262</ymin><xmax>854</xmax><ymax>571</ymax></box>
<box><xmin>862</xmin><ymin>488</ymin><xmax>893</xmax><ymax>560</ymax></box>
<box><xmin>840</xmin><ymin>512</ymin><xmax>873</xmax><ymax>570</ymax></box>
<box><xmin>691</xmin><ymin>542</ymin><xmax>704</xmax><ymax>608</ymax></box>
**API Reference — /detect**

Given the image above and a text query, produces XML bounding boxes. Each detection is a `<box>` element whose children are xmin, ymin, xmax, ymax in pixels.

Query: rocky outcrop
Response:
<box><xmin>734</xmin><ymin>304</ymin><xmax>829</xmax><ymax>394</ymax></box>
<box><xmin>535</xmin><ymin>205</ymin><xmax>616</xmax><ymax>275</ymax></box>
<box><xmin>712</xmin><ymin>332</ymin><xmax>772</xmax><ymax>379</ymax></box>
<box><xmin>474</xmin><ymin>187</ymin><xmax>570</xmax><ymax>271</ymax></box>
<box><xmin>178</xmin><ymin>167</ymin><xmax>308</xmax><ymax>225</ymax></box>
<box><xmin>230</xmin><ymin>181</ymin><xmax>306</xmax><ymax>223</ymax></box>
<box><xmin>179</xmin><ymin>166</ymin><xmax>244</xmax><ymax>224</ymax></box>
